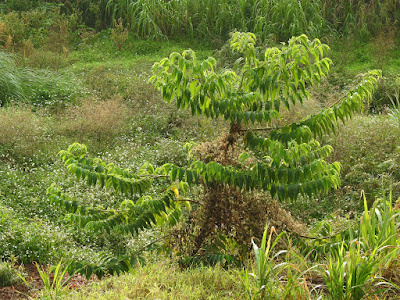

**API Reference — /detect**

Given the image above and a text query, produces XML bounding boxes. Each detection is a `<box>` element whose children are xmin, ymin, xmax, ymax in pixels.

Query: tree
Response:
<box><xmin>49</xmin><ymin>33</ymin><xmax>380</xmax><ymax>275</ymax></box>
<box><xmin>150</xmin><ymin>32</ymin><xmax>381</xmax><ymax>254</ymax></box>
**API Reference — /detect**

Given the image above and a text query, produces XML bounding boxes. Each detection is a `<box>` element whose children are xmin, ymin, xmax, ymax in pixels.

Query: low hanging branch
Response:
<box><xmin>47</xmin><ymin>143</ymin><xmax>191</xmax><ymax>278</ymax></box>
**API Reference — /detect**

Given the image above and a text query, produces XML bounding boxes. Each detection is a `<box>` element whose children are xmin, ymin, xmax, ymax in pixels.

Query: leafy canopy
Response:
<box><xmin>150</xmin><ymin>32</ymin><xmax>381</xmax><ymax>201</ymax></box>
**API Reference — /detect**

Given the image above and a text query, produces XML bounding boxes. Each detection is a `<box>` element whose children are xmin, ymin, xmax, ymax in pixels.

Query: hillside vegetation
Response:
<box><xmin>1</xmin><ymin>1</ymin><xmax>400</xmax><ymax>299</ymax></box>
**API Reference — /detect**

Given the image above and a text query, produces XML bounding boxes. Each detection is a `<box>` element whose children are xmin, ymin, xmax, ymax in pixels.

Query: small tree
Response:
<box><xmin>49</xmin><ymin>33</ymin><xmax>380</xmax><ymax>275</ymax></box>
<box><xmin>150</xmin><ymin>32</ymin><xmax>381</xmax><ymax>254</ymax></box>
<box><xmin>111</xmin><ymin>18</ymin><xmax>129</xmax><ymax>51</ymax></box>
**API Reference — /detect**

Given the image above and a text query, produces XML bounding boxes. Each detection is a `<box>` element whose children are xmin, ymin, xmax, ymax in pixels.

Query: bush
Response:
<box><xmin>2</xmin><ymin>0</ymin><xmax>40</xmax><ymax>11</ymax></box>
<box><xmin>0</xmin><ymin>261</ymin><xmax>21</xmax><ymax>287</ymax></box>
<box><xmin>0</xmin><ymin>106</ymin><xmax>45</xmax><ymax>159</ymax></box>
<box><xmin>0</xmin><ymin>6</ymin><xmax>80</xmax><ymax>53</ymax></box>
<box><xmin>58</xmin><ymin>96</ymin><xmax>130</xmax><ymax>142</ymax></box>
<box><xmin>1</xmin><ymin>11</ymin><xmax>25</xmax><ymax>49</ymax></box>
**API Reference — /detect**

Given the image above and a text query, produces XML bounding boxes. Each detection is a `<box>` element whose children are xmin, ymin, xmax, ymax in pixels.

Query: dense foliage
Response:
<box><xmin>2</xmin><ymin>0</ymin><xmax>400</xmax><ymax>41</ymax></box>
<box><xmin>147</xmin><ymin>32</ymin><xmax>382</xmax><ymax>259</ymax></box>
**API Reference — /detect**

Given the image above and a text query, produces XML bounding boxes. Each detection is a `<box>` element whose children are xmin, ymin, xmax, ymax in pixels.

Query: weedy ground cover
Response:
<box><xmin>61</xmin><ymin>260</ymin><xmax>246</xmax><ymax>299</ymax></box>
<box><xmin>0</xmin><ymin>33</ymin><xmax>224</xmax><ymax>280</ymax></box>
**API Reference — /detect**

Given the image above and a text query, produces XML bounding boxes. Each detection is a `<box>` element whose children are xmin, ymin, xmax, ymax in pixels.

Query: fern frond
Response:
<box><xmin>47</xmin><ymin>180</ymin><xmax>180</xmax><ymax>236</ymax></box>
<box><xmin>161</xmin><ymin>157</ymin><xmax>340</xmax><ymax>201</ymax></box>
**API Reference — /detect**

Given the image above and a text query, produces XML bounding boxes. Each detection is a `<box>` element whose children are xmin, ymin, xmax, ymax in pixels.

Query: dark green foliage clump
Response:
<box><xmin>5</xmin><ymin>0</ymin><xmax>395</xmax><ymax>42</ymax></box>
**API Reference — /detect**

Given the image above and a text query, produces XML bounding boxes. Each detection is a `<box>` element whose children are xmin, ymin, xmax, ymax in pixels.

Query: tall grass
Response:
<box><xmin>0</xmin><ymin>51</ymin><xmax>82</xmax><ymax>107</ymax></box>
<box><xmin>321</xmin><ymin>0</ymin><xmax>400</xmax><ymax>38</ymax></box>
<box><xmin>59</xmin><ymin>0</ymin><xmax>400</xmax><ymax>41</ymax></box>
<box><xmin>2</xmin><ymin>0</ymin><xmax>398</xmax><ymax>41</ymax></box>
<box><xmin>23</xmin><ymin>260</ymin><xmax>73</xmax><ymax>300</ymax></box>
<box><xmin>0</xmin><ymin>52</ymin><xmax>24</xmax><ymax>104</ymax></box>
<box><xmin>100</xmin><ymin>0</ymin><xmax>325</xmax><ymax>41</ymax></box>
<box><xmin>323</xmin><ymin>193</ymin><xmax>400</xmax><ymax>299</ymax></box>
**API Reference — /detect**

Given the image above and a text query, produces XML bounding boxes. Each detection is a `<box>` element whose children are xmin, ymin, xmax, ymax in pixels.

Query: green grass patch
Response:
<box><xmin>63</xmin><ymin>260</ymin><xmax>245</xmax><ymax>299</ymax></box>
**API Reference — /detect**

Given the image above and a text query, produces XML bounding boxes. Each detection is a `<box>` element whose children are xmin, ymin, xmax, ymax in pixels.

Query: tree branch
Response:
<box><xmin>237</xmin><ymin>126</ymin><xmax>276</xmax><ymax>132</ymax></box>
<box><xmin>136</xmin><ymin>233</ymin><xmax>175</xmax><ymax>253</ymax></box>
<box><xmin>138</xmin><ymin>174</ymin><xmax>170</xmax><ymax>179</ymax></box>
<box><xmin>176</xmin><ymin>198</ymin><xmax>202</xmax><ymax>205</ymax></box>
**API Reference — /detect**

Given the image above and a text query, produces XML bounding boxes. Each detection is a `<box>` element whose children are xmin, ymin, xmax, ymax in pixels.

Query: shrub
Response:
<box><xmin>2</xmin><ymin>0</ymin><xmax>39</xmax><ymax>11</ymax></box>
<box><xmin>0</xmin><ymin>261</ymin><xmax>22</xmax><ymax>287</ymax></box>
<box><xmin>111</xmin><ymin>18</ymin><xmax>128</xmax><ymax>51</ymax></box>
<box><xmin>0</xmin><ymin>106</ymin><xmax>45</xmax><ymax>159</ymax></box>
<box><xmin>2</xmin><ymin>11</ymin><xmax>25</xmax><ymax>49</ymax></box>
<box><xmin>58</xmin><ymin>96</ymin><xmax>130</xmax><ymax>142</ymax></box>
<box><xmin>0</xmin><ymin>21</ymin><xmax>7</xmax><ymax>47</ymax></box>
<box><xmin>149</xmin><ymin>32</ymin><xmax>380</xmax><ymax>256</ymax></box>
<box><xmin>45</xmin><ymin>142</ymin><xmax>189</xmax><ymax>278</ymax></box>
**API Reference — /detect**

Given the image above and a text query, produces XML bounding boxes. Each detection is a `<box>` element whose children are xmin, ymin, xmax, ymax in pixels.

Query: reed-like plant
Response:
<box><xmin>324</xmin><ymin>192</ymin><xmax>400</xmax><ymax>299</ymax></box>
<box><xmin>243</xmin><ymin>225</ymin><xmax>286</xmax><ymax>299</ymax></box>
<box><xmin>101</xmin><ymin>0</ymin><xmax>325</xmax><ymax>41</ymax></box>
<box><xmin>36</xmin><ymin>260</ymin><xmax>72</xmax><ymax>300</ymax></box>
<box><xmin>19</xmin><ymin>260</ymin><xmax>73</xmax><ymax>300</ymax></box>
<box><xmin>387</xmin><ymin>86</ymin><xmax>400</xmax><ymax>128</ymax></box>
<box><xmin>324</xmin><ymin>241</ymin><xmax>380</xmax><ymax>300</ymax></box>
<box><xmin>84</xmin><ymin>0</ymin><xmax>400</xmax><ymax>41</ymax></box>
<box><xmin>361</xmin><ymin>192</ymin><xmax>398</xmax><ymax>243</ymax></box>
<box><xmin>321</xmin><ymin>0</ymin><xmax>400</xmax><ymax>38</ymax></box>
<box><xmin>0</xmin><ymin>51</ymin><xmax>24</xmax><ymax>105</ymax></box>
